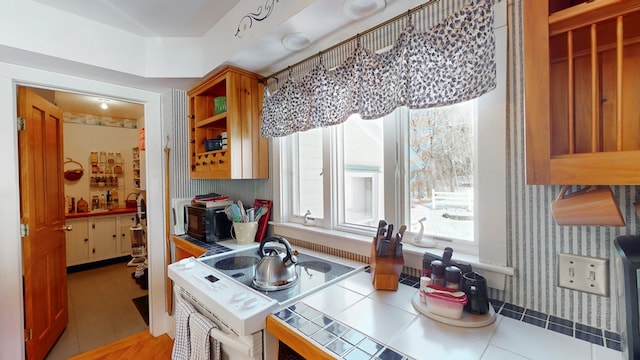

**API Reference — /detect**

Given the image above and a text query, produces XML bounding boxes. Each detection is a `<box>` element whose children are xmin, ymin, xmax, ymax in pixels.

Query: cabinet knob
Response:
<box><xmin>84</xmin><ymin>238</ymin><xmax>88</xmax><ymax>242</ymax></box>
<box><xmin>113</xmin><ymin>234</ymin><xmax>116</xmax><ymax>239</ymax></box>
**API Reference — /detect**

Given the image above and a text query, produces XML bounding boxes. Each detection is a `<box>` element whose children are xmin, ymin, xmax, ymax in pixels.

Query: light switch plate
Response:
<box><xmin>558</xmin><ymin>253</ymin><xmax>609</xmax><ymax>296</ymax></box>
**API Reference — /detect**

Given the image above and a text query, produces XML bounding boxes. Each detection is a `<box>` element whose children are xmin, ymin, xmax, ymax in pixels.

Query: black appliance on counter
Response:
<box><xmin>613</xmin><ymin>234</ymin><xmax>640</xmax><ymax>359</ymax></box>
<box><xmin>186</xmin><ymin>205</ymin><xmax>231</xmax><ymax>243</ymax></box>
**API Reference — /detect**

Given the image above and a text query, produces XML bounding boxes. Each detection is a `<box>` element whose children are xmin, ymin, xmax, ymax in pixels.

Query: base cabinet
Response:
<box><xmin>91</xmin><ymin>217</ymin><xmax>118</xmax><ymax>260</ymax></box>
<box><xmin>65</xmin><ymin>219</ymin><xmax>90</xmax><ymax>265</ymax></box>
<box><xmin>118</xmin><ymin>214</ymin><xmax>136</xmax><ymax>256</ymax></box>
<box><xmin>65</xmin><ymin>213</ymin><xmax>136</xmax><ymax>266</ymax></box>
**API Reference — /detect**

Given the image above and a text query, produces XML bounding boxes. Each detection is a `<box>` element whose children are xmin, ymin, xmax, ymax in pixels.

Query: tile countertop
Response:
<box><xmin>267</xmin><ymin>271</ymin><xmax>623</xmax><ymax>360</ymax></box>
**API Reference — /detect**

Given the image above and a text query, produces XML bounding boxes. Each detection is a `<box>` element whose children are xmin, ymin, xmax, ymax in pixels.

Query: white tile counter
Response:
<box><xmin>270</xmin><ymin>271</ymin><xmax>623</xmax><ymax>360</ymax></box>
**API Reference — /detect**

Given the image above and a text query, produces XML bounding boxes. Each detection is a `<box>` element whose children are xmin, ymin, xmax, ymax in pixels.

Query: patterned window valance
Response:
<box><xmin>261</xmin><ymin>0</ymin><xmax>496</xmax><ymax>138</ymax></box>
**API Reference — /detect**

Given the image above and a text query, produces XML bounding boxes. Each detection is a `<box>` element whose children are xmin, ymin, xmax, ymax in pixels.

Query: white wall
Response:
<box><xmin>0</xmin><ymin>61</ymin><xmax>169</xmax><ymax>360</ymax></box>
<box><xmin>63</xmin><ymin>122</ymin><xmax>139</xmax><ymax>208</ymax></box>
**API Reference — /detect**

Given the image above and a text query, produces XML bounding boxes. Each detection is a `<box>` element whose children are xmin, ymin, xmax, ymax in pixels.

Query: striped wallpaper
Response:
<box><xmin>164</xmin><ymin>0</ymin><xmax>639</xmax><ymax>333</ymax></box>
<box><xmin>506</xmin><ymin>0</ymin><xmax>638</xmax><ymax>333</ymax></box>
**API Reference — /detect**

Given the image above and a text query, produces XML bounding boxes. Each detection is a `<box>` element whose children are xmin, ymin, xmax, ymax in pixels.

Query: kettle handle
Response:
<box><xmin>259</xmin><ymin>236</ymin><xmax>297</xmax><ymax>264</ymax></box>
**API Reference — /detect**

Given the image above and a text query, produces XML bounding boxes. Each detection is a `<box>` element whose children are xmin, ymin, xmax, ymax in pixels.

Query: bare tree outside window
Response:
<box><xmin>409</xmin><ymin>101</ymin><xmax>474</xmax><ymax>241</ymax></box>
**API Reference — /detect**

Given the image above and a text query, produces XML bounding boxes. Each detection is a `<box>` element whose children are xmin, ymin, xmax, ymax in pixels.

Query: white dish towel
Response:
<box><xmin>172</xmin><ymin>295</ymin><xmax>196</xmax><ymax>360</ymax></box>
<box><xmin>189</xmin><ymin>312</ymin><xmax>221</xmax><ymax>360</ymax></box>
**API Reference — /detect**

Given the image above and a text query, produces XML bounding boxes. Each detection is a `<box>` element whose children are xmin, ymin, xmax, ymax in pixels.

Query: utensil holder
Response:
<box><xmin>370</xmin><ymin>236</ymin><xmax>403</xmax><ymax>291</ymax></box>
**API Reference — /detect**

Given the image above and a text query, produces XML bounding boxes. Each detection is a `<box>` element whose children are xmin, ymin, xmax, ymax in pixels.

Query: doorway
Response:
<box><xmin>0</xmin><ymin>71</ymin><xmax>167</xmax><ymax>360</ymax></box>
<box><xmin>20</xmin><ymin>87</ymin><xmax>150</xmax><ymax>359</ymax></box>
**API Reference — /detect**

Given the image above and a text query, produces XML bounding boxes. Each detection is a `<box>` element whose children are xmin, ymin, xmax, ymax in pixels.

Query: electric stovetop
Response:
<box><xmin>199</xmin><ymin>245</ymin><xmax>360</xmax><ymax>304</ymax></box>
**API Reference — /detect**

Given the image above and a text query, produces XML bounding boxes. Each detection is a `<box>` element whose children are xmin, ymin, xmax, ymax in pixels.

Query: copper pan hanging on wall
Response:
<box><xmin>63</xmin><ymin>158</ymin><xmax>84</xmax><ymax>181</ymax></box>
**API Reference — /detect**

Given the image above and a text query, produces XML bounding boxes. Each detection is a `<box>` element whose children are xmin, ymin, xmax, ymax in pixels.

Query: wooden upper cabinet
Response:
<box><xmin>523</xmin><ymin>0</ymin><xmax>640</xmax><ymax>185</ymax></box>
<box><xmin>188</xmin><ymin>66</ymin><xmax>269</xmax><ymax>179</ymax></box>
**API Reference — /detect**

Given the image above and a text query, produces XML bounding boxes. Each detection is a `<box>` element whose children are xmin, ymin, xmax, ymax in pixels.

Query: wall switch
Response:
<box><xmin>557</xmin><ymin>253</ymin><xmax>609</xmax><ymax>296</ymax></box>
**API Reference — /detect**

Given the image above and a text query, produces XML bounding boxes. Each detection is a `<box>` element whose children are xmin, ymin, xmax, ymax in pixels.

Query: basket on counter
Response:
<box><xmin>126</xmin><ymin>193</ymin><xmax>138</xmax><ymax>208</ymax></box>
<box><xmin>64</xmin><ymin>158</ymin><xmax>84</xmax><ymax>181</ymax></box>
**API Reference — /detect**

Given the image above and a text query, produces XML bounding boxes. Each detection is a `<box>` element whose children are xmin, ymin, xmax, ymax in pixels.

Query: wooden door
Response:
<box><xmin>18</xmin><ymin>86</ymin><xmax>68</xmax><ymax>360</ymax></box>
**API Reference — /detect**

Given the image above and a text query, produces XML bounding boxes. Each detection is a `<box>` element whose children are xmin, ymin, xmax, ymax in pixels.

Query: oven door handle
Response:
<box><xmin>210</xmin><ymin>328</ymin><xmax>253</xmax><ymax>357</ymax></box>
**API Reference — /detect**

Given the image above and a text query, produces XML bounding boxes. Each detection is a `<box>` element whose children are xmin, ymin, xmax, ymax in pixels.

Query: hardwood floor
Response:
<box><xmin>45</xmin><ymin>262</ymin><xmax>150</xmax><ymax>359</ymax></box>
<box><xmin>67</xmin><ymin>331</ymin><xmax>173</xmax><ymax>360</ymax></box>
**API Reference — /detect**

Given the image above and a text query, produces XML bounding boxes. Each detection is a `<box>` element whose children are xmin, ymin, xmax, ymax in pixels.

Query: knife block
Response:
<box><xmin>370</xmin><ymin>236</ymin><xmax>404</xmax><ymax>291</ymax></box>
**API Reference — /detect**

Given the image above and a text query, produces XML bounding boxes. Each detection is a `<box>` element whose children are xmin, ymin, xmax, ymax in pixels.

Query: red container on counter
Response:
<box><xmin>424</xmin><ymin>285</ymin><xmax>468</xmax><ymax>319</ymax></box>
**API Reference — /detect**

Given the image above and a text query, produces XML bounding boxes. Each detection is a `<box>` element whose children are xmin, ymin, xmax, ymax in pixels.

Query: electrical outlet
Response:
<box><xmin>558</xmin><ymin>253</ymin><xmax>609</xmax><ymax>296</ymax></box>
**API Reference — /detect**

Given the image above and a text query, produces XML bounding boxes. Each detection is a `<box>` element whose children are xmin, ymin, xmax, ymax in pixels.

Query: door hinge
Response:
<box><xmin>20</xmin><ymin>223</ymin><xmax>29</xmax><ymax>237</ymax></box>
<box><xmin>17</xmin><ymin>117</ymin><xmax>26</xmax><ymax>131</ymax></box>
<box><xmin>24</xmin><ymin>328</ymin><xmax>32</xmax><ymax>342</ymax></box>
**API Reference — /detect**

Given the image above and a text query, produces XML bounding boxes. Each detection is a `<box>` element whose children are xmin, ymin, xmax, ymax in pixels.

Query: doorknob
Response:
<box><xmin>59</xmin><ymin>225</ymin><xmax>73</xmax><ymax>232</ymax></box>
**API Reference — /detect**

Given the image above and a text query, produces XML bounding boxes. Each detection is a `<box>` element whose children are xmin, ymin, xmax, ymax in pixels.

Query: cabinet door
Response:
<box><xmin>90</xmin><ymin>217</ymin><xmax>118</xmax><ymax>260</ymax></box>
<box><xmin>524</xmin><ymin>0</ymin><xmax>640</xmax><ymax>185</ymax></box>
<box><xmin>117</xmin><ymin>214</ymin><xmax>136</xmax><ymax>255</ymax></box>
<box><xmin>65</xmin><ymin>219</ymin><xmax>90</xmax><ymax>266</ymax></box>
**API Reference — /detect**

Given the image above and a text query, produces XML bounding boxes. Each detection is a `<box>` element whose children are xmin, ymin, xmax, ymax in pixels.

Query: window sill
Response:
<box><xmin>271</xmin><ymin>222</ymin><xmax>513</xmax><ymax>291</ymax></box>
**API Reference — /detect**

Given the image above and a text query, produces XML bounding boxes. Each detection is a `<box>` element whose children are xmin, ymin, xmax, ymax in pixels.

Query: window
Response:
<box><xmin>274</xmin><ymin>0</ymin><xmax>506</xmax><ymax>263</ymax></box>
<box><xmin>408</xmin><ymin>102</ymin><xmax>475</xmax><ymax>242</ymax></box>
<box><xmin>285</xmin><ymin>103</ymin><xmax>476</xmax><ymax>247</ymax></box>
<box><xmin>293</xmin><ymin>128</ymin><xmax>323</xmax><ymax>218</ymax></box>
<box><xmin>341</xmin><ymin>116</ymin><xmax>384</xmax><ymax>228</ymax></box>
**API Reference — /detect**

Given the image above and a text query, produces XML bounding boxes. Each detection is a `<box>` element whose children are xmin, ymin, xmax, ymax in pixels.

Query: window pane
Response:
<box><xmin>342</xmin><ymin>115</ymin><xmax>384</xmax><ymax>227</ymax></box>
<box><xmin>408</xmin><ymin>102</ymin><xmax>474</xmax><ymax>241</ymax></box>
<box><xmin>296</xmin><ymin>128</ymin><xmax>323</xmax><ymax>217</ymax></box>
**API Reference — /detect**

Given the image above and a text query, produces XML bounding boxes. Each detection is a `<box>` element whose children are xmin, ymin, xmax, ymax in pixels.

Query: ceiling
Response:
<box><xmin>32</xmin><ymin>0</ymin><xmax>238</xmax><ymax>37</ymax></box>
<box><xmin>25</xmin><ymin>0</ymin><xmax>419</xmax><ymax>118</ymax></box>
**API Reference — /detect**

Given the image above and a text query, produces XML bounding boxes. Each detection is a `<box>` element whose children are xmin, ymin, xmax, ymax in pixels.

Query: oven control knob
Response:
<box><xmin>232</xmin><ymin>291</ymin><xmax>248</xmax><ymax>302</ymax></box>
<box><xmin>243</xmin><ymin>297</ymin><xmax>258</xmax><ymax>308</ymax></box>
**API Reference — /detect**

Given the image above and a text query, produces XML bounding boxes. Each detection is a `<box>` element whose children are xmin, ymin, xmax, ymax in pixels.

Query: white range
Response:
<box><xmin>168</xmin><ymin>241</ymin><xmax>366</xmax><ymax>359</ymax></box>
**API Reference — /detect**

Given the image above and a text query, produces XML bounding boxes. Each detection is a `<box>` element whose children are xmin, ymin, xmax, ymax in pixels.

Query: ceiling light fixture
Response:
<box><xmin>343</xmin><ymin>0</ymin><xmax>385</xmax><ymax>19</ymax></box>
<box><xmin>99</xmin><ymin>99</ymin><xmax>109</xmax><ymax>110</ymax></box>
<box><xmin>281</xmin><ymin>33</ymin><xmax>311</xmax><ymax>51</ymax></box>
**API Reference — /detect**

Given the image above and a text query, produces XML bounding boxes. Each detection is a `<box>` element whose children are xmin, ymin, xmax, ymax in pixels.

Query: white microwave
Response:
<box><xmin>171</xmin><ymin>198</ymin><xmax>192</xmax><ymax>235</ymax></box>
